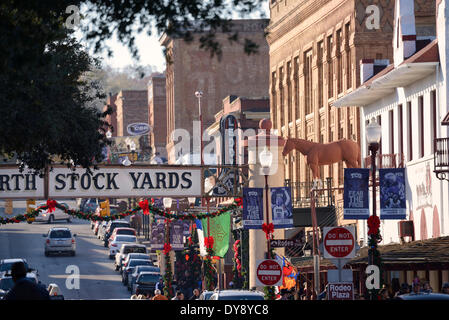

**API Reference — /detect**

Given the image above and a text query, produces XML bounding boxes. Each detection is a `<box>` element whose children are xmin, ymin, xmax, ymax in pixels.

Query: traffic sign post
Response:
<box><xmin>323</xmin><ymin>226</ymin><xmax>356</xmax><ymax>259</ymax></box>
<box><xmin>255</xmin><ymin>259</ymin><xmax>283</xmax><ymax>287</ymax></box>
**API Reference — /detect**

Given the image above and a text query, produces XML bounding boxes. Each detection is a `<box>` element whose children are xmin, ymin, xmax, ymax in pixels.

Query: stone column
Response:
<box><xmin>247</xmin><ymin>119</ymin><xmax>285</xmax><ymax>290</ymax></box>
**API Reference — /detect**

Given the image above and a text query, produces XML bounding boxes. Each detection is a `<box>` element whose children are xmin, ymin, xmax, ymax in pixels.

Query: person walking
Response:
<box><xmin>441</xmin><ymin>282</ymin><xmax>449</xmax><ymax>294</ymax></box>
<box><xmin>189</xmin><ymin>288</ymin><xmax>200</xmax><ymax>300</ymax></box>
<box><xmin>3</xmin><ymin>262</ymin><xmax>50</xmax><ymax>300</ymax></box>
<box><xmin>171</xmin><ymin>291</ymin><xmax>184</xmax><ymax>300</ymax></box>
<box><xmin>155</xmin><ymin>277</ymin><xmax>164</xmax><ymax>292</ymax></box>
<box><xmin>152</xmin><ymin>289</ymin><xmax>168</xmax><ymax>300</ymax></box>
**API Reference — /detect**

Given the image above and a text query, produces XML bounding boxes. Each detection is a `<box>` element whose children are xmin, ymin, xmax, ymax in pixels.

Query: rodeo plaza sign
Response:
<box><xmin>0</xmin><ymin>165</ymin><xmax>202</xmax><ymax>199</ymax></box>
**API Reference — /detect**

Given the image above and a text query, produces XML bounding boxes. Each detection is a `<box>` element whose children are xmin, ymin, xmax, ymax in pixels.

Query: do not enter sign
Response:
<box><xmin>323</xmin><ymin>226</ymin><xmax>356</xmax><ymax>259</ymax></box>
<box><xmin>256</xmin><ymin>260</ymin><xmax>283</xmax><ymax>287</ymax></box>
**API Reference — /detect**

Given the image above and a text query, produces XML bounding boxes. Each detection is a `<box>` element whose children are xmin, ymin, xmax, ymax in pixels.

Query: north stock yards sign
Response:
<box><xmin>0</xmin><ymin>165</ymin><xmax>202</xmax><ymax>199</ymax></box>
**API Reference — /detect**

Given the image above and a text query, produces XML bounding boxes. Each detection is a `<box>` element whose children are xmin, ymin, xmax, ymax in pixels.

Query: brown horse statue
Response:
<box><xmin>282</xmin><ymin>138</ymin><xmax>361</xmax><ymax>181</ymax></box>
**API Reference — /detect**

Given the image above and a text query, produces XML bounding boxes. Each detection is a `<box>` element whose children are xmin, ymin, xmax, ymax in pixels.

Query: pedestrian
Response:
<box><xmin>379</xmin><ymin>288</ymin><xmax>390</xmax><ymax>300</ymax></box>
<box><xmin>411</xmin><ymin>282</ymin><xmax>421</xmax><ymax>295</ymax></box>
<box><xmin>152</xmin><ymin>289</ymin><xmax>168</xmax><ymax>300</ymax></box>
<box><xmin>137</xmin><ymin>294</ymin><xmax>146</xmax><ymax>299</ymax></box>
<box><xmin>171</xmin><ymin>291</ymin><xmax>184</xmax><ymax>300</ymax></box>
<box><xmin>421</xmin><ymin>281</ymin><xmax>432</xmax><ymax>293</ymax></box>
<box><xmin>441</xmin><ymin>282</ymin><xmax>449</xmax><ymax>294</ymax></box>
<box><xmin>155</xmin><ymin>277</ymin><xmax>164</xmax><ymax>292</ymax></box>
<box><xmin>395</xmin><ymin>283</ymin><xmax>410</xmax><ymax>297</ymax></box>
<box><xmin>3</xmin><ymin>262</ymin><xmax>50</xmax><ymax>300</ymax></box>
<box><xmin>189</xmin><ymin>288</ymin><xmax>200</xmax><ymax>300</ymax></box>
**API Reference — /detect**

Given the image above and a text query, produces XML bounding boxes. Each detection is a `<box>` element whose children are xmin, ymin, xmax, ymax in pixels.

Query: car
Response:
<box><xmin>44</xmin><ymin>227</ymin><xmax>76</xmax><ymax>256</ymax></box>
<box><xmin>108</xmin><ymin>235</ymin><xmax>137</xmax><ymax>259</ymax></box>
<box><xmin>47</xmin><ymin>283</ymin><xmax>65</xmax><ymax>300</ymax></box>
<box><xmin>394</xmin><ymin>293</ymin><xmax>449</xmax><ymax>300</ymax></box>
<box><xmin>132</xmin><ymin>271</ymin><xmax>160</xmax><ymax>295</ymax></box>
<box><xmin>0</xmin><ymin>259</ymin><xmax>29</xmax><ymax>276</ymax></box>
<box><xmin>103</xmin><ymin>220</ymin><xmax>131</xmax><ymax>247</ymax></box>
<box><xmin>198</xmin><ymin>290</ymin><xmax>214</xmax><ymax>300</ymax></box>
<box><xmin>34</xmin><ymin>202</ymin><xmax>71</xmax><ymax>223</ymax></box>
<box><xmin>121</xmin><ymin>253</ymin><xmax>152</xmax><ymax>273</ymax></box>
<box><xmin>108</xmin><ymin>227</ymin><xmax>137</xmax><ymax>245</ymax></box>
<box><xmin>208</xmin><ymin>290</ymin><xmax>265</xmax><ymax>300</ymax></box>
<box><xmin>114</xmin><ymin>244</ymin><xmax>147</xmax><ymax>271</ymax></box>
<box><xmin>121</xmin><ymin>259</ymin><xmax>154</xmax><ymax>285</ymax></box>
<box><xmin>0</xmin><ymin>272</ymin><xmax>41</xmax><ymax>298</ymax></box>
<box><xmin>127</xmin><ymin>266</ymin><xmax>160</xmax><ymax>291</ymax></box>
<box><xmin>80</xmin><ymin>198</ymin><xmax>100</xmax><ymax>214</ymax></box>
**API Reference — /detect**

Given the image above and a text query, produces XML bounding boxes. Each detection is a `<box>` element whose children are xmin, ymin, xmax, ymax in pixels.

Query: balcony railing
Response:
<box><xmin>363</xmin><ymin>153</ymin><xmax>405</xmax><ymax>169</ymax></box>
<box><xmin>285</xmin><ymin>178</ymin><xmax>334</xmax><ymax>208</ymax></box>
<box><xmin>434</xmin><ymin>138</ymin><xmax>449</xmax><ymax>180</ymax></box>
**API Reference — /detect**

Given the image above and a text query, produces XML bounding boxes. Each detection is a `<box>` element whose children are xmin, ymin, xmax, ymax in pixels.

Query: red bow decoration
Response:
<box><xmin>262</xmin><ymin>223</ymin><xmax>274</xmax><ymax>239</ymax></box>
<box><xmin>46</xmin><ymin>199</ymin><xmax>57</xmax><ymax>213</ymax></box>
<box><xmin>188</xmin><ymin>236</ymin><xmax>193</xmax><ymax>245</ymax></box>
<box><xmin>163</xmin><ymin>243</ymin><xmax>172</xmax><ymax>255</ymax></box>
<box><xmin>139</xmin><ymin>199</ymin><xmax>150</xmax><ymax>215</ymax></box>
<box><xmin>185</xmin><ymin>254</ymin><xmax>190</xmax><ymax>261</ymax></box>
<box><xmin>367</xmin><ymin>215</ymin><xmax>381</xmax><ymax>235</ymax></box>
<box><xmin>204</xmin><ymin>236</ymin><xmax>214</xmax><ymax>249</ymax></box>
<box><xmin>234</xmin><ymin>197</ymin><xmax>243</xmax><ymax>207</ymax></box>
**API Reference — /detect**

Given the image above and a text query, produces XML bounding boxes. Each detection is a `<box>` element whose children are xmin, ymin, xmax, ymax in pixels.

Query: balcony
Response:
<box><xmin>363</xmin><ymin>153</ymin><xmax>405</xmax><ymax>169</ymax></box>
<box><xmin>434</xmin><ymin>138</ymin><xmax>449</xmax><ymax>181</ymax></box>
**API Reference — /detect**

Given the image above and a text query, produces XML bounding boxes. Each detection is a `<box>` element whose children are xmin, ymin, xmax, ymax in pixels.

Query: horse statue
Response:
<box><xmin>282</xmin><ymin>138</ymin><xmax>361</xmax><ymax>188</ymax></box>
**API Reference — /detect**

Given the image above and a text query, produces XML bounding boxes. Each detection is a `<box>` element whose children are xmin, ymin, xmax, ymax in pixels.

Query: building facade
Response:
<box><xmin>148</xmin><ymin>73</ymin><xmax>168</xmax><ymax>159</ymax></box>
<box><xmin>104</xmin><ymin>93</ymin><xmax>118</xmax><ymax>137</ymax></box>
<box><xmin>267</xmin><ymin>0</ymin><xmax>435</xmax><ymax>225</ymax></box>
<box><xmin>160</xmin><ymin>20</ymin><xmax>270</xmax><ymax>164</ymax></box>
<box><xmin>115</xmin><ymin>90</ymin><xmax>148</xmax><ymax>137</ymax></box>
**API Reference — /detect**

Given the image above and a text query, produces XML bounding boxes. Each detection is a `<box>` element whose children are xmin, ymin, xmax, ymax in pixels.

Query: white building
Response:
<box><xmin>334</xmin><ymin>0</ymin><xmax>449</xmax><ymax>247</ymax></box>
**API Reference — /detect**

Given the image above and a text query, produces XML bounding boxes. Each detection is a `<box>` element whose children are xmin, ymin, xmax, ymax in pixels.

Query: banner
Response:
<box><xmin>201</xmin><ymin>211</ymin><xmax>231</xmax><ymax>258</ymax></box>
<box><xmin>242</xmin><ymin>187</ymin><xmax>264</xmax><ymax>229</ymax></box>
<box><xmin>150</xmin><ymin>221</ymin><xmax>165</xmax><ymax>251</ymax></box>
<box><xmin>150</xmin><ymin>220</ymin><xmax>186</xmax><ymax>251</ymax></box>
<box><xmin>379</xmin><ymin>168</ymin><xmax>406</xmax><ymax>219</ymax></box>
<box><xmin>343</xmin><ymin>168</ymin><xmax>370</xmax><ymax>220</ymax></box>
<box><xmin>270</xmin><ymin>187</ymin><xmax>293</xmax><ymax>229</ymax></box>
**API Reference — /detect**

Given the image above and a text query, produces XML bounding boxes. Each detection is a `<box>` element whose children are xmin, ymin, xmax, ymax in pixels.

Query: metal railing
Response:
<box><xmin>285</xmin><ymin>177</ymin><xmax>334</xmax><ymax>208</ymax></box>
<box><xmin>202</xmin><ymin>165</ymin><xmax>250</xmax><ymax>198</ymax></box>
<box><xmin>435</xmin><ymin>138</ymin><xmax>449</xmax><ymax>181</ymax></box>
<box><xmin>363</xmin><ymin>153</ymin><xmax>405</xmax><ymax>169</ymax></box>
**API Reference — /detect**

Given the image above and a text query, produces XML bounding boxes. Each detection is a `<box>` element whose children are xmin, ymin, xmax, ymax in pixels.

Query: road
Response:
<box><xmin>0</xmin><ymin>217</ymin><xmax>132</xmax><ymax>300</ymax></box>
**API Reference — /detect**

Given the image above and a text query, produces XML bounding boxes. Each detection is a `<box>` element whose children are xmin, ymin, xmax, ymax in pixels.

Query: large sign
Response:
<box><xmin>323</xmin><ymin>226</ymin><xmax>356</xmax><ymax>259</ymax></box>
<box><xmin>343</xmin><ymin>168</ymin><xmax>370</xmax><ymax>220</ymax></box>
<box><xmin>270</xmin><ymin>187</ymin><xmax>293</xmax><ymax>229</ymax></box>
<box><xmin>255</xmin><ymin>259</ymin><xmax>283</xmax><ymax>287</ymax></box>
<box><xmin>327</xmin><ymin>282</ymin><xmax>354</xmax><ymax>300</ymax></box>
<box><xmin>0</xmin><ymin>165</ymin><xmax>202</xmax><ymax>199</ymax></box>
<box><xmin>242</xmin><ymin>187</ymin><xmax>264</xmax><ymax>229</ymax></box>
<box><xmin>379</xmin><ymin>168</ymin><xmax>406</xmax><ymax>220</ymax></box>
<box><xmin>127</xmin><ymin>123</ymin><xmax>151</xmax><ymax>136</ymax></box>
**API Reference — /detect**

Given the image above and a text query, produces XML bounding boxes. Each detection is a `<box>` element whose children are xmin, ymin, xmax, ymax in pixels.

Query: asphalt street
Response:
<box><xmin>0</xmin><ymin>216</ymin><xmax>132</xmax><ymax>300</ymax></box>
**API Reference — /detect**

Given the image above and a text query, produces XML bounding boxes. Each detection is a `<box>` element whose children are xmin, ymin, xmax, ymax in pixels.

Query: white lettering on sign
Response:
<box><xmin>328</xmin><ymin>283</ymin><xmax>354</xmax><ymax>300</ymax></box>
<box><xmin>348</xmin><ymin>190</ymin><xmax>364</xmax><ymax>208</ymax></box>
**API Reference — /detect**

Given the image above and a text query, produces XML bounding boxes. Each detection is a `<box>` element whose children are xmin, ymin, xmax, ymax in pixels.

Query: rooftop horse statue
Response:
<box><xmin>282</xmin><ymin>138</ymin><xmax>361</xmax><ymax>187</ymax></box>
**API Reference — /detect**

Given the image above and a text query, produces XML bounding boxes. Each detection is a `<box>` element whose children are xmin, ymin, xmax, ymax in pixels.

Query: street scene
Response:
<box><xmin>2</xmin><ymin>0</ymin><xmax>449</xmax><ymax>304</ymax></box>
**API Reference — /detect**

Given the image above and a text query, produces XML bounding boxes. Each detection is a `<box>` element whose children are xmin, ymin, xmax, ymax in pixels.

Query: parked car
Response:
<box><xmin>395</xmin><ymin>293</ymin><xmax>449</xmax><ymax>300</ymax></box>
<box><xmin>198</xmin><ymin>290</ymin><xmax>214</xmax><ymax>300</ymax></box>
<box><xmin>108</xmin><ymin>227</ymin><xmax>137</xmax><ymax>244</ymax></box>
<box><xmin>127</xmin><ymin>266</ymin><xmax>160</xmax><ymax>291</ymax></box>
<box><xmin>114</xmin><ymin>244</ymin><xmax>147</xmax><ymax>271</ymax></box>
<box><xmin>108</xmin><ymin>235</ymin><xmax>137</xmax><ymax>259</ymax></box>
<box><xmin>34</xmin><ymin>202</ymin><xmax>71</xmax><ymax>223</ymax></box>
<box><xmin>121</xmin><ymin>253</ymin><xmax>152</xmax><ymax>273</ymax></box>
<box><xmin>43</xmin><ymin>227</ymin><xmax>76</xmax><ymax>256</ymax></box>
<box><xmin>80</xmin><ymin>198</ymin><xmax>100</xmax><ymax>214</ymax></box>
<box><xmin>0</xmin><ymin>258</ymin><xmax>29</xmax><ymax>275</ymax></box>
<box><xmin>104</xmin><ymin>220</ymin><xmax>131</xmax><ymax>247</ymax></box>
<box><xmin>209</xmin><ymin>290</ymin><xmax>265</xmax><ymax>300</ymax></box>
<box><xmin>132</xmin><ymin>272</ymin><xmax>160</xmax><ymax>295</ymax></box>
<box><xmin>121</xmin><ymin>259</ymin><xmax>154</xmax><ymax>285</ymax></box>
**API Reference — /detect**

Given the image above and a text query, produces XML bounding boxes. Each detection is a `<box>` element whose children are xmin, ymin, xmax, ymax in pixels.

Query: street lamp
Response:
<box><xmin>163</xmin><ymin>197</ymin><xmax>173</xmax><ymax>211</ymax></box>
<box><xmin>195</xmin><ymin>90</ymin><xmax>204</xmax><ymax>166</ymax></box>
<box><xmin>366</xmin><ymin>118</ymin><xmax>382</xmax><ymax>300</ymax></box>
<box><xmin>106</xmin><ymin>130</ymin><xmax>112</xmax><ymax>139</ymax></box>
<box><xmin>259</xmin><ymin>146</ymin><xmax>273</xmax><ymax>259</ymax></box>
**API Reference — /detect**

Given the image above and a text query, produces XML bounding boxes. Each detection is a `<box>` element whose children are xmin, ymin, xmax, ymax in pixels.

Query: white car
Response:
<box><xmin>44</xmin><ymin>227</ymin><xmax>76</xmax><ymax>256</ymax></box>
<box><xmin>114</xmin><ymin>244</ymin><xmax>147</xmax><ymax>271</ymax></box>
<box><xmin>209</xmin><ymin>290</ymin><xmax>265</xmax><ymax>300</ymax></box>
<box><xmin>34</xmin><ymin>202</ymin><xmax>71</xmax><ymax>223</ymax></box>
<box><xmin>108</xmin><ymin>235</ymin><xmax>137</xmax><ymax>259</ymax></box>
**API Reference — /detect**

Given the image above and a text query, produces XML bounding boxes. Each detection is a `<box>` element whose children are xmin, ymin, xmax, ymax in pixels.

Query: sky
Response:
<box><xmin>78</xmin><ymin>2</ymin><xmax>270</xmax><ymax>73</ymax></box>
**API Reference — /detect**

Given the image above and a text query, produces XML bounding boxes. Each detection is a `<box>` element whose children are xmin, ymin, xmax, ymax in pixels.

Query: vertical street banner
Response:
<box><xmin>170</xmin><ymin>220</ymin><xmax>185</xmax><ymax>251</ymax></box>
<box><xmin>150</xmin><ymin>221</ymin><xmax>165</xmax><ymax>251</ymax></box>
<box><xmin>242</xmin><ymin>187</ymin><xmax>264</xmax><ymax>229</ymax></box>
<box><xmin>379</xmin><ymin>168</ymin><xmax>406</xmax><ymax>219</ymax></box>
<box><xmin>343</xmin><ymin>168</ymin><xmax>370</xmax><ymax>219</ymax></box>
<box><xmin>150</xmin><ymin>220</ymin><xmax>186</xmax><ymax>251</ymax></box>
<box><xmin>201</xmin><ymin>211</ymin><xmax>231</xmax><ymax>258</ymax></box>
<box><xmin>270</xmin><ymin>187</ymin><xmax>293</xmax><ymax>229</ymax></box>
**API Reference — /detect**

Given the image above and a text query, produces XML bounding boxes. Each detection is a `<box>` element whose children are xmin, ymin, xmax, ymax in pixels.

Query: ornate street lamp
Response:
<box><xmin>366</xmin><ymin>118</ymin><xmax>382</xmax><ymax>300</ymax></box>
<box><xmin>259</xmin><ymin>146</ymin><xmax>273</xmax><ymax>259</ymax></box>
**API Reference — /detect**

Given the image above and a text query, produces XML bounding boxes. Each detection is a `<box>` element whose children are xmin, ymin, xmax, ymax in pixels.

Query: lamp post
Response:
<box><xmin>259</xmin><ymin>146</ymin><xmax>273</xmax><ymax>259</ymax></box>
<box><xmin>195</xmin><ymin>90</ymin><xmax>204</xmax><ymax>166</ymax></box>
<box><xmin>366</xmin><ymin>118</ymin><xmax>382</xmax><ymax>300</ymax></box>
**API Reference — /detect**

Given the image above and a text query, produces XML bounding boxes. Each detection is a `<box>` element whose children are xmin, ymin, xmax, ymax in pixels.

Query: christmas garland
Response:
<box><xmin>263</xmin><ymin>240</ymin><xmax>276</xmax><ymax>300</ymax></box>
<box><xmin>0</xmin><ymin>197</ymin><xmax>243</xmax><ymax>225</ymax></box>
<box><xmin>203</xmin><ymin>236</ymin><xmax>216</xmax><ymax>291</ymax></box>
<box><xmin>163</xmin><ymin>219</ymin><xmax>174</xmax><ymax>298</ymax></box>
<box><xmin>367</xmin><ymin>215</ymin><xmax>383</xmax><ymax>300</ymax></box>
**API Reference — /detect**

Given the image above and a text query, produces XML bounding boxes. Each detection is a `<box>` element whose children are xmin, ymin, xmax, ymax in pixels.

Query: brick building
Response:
<box><xmin>115</xmin><ymin>90</ymin><xmax>148</xmax><ymax>137</ymax></box>
<box><xmin>267</xmin><ymin>0</ymin><xmax>435</xmax><ymax>224</ymax></box>
<box><xmin>148</xmin><ymin>73</ymin><xmax>168</xmax><ymax>159</ymax></box>
<box><xmin>160</xmin><ymin>19</ymin><xmax>270</xmax><ymax>163</ymax></box>
<box><xmin>104</xmin><ymin>93</ymin><xmax>118</xmax><ymax>137</ymax></box>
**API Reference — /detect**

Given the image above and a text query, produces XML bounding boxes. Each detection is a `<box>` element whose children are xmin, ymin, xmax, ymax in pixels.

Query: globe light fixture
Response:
<box><xmin>366</xmin><ymin>118</ymin><xmax>382</xmax><ymax>145</ymax></box>
<box><xmin>259</xmin><ymin>146</ymin><xmax>273</xmax><ymax>169</ymax></box>
<box><xmin>122</xmin><ymin>157</ymin><xmax>132</xmax><ymax>167</ymax></box>
<box><xmin>106</xmin><ymin>130</ymin><xmax>112</xmax><ymax>139</ymax></box>
<box><xmin>163</xmin><ymin>197</ymin><xmax>173</xmax><ymax>210</ymax></box>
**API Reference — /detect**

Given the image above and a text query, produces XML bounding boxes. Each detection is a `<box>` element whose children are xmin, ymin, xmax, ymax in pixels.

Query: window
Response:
<box><xmin>389</xmin><ymin>110</ymin><xmax>395</xmax><ymax>154</ymax></box>
<box><xmin>318</xmin><ymin>41</ymin><xmax>324</xmax><ymax>108</ymax></box>
<box><xmin>398</xmin><ymin>104</ymin><xmax>404</xmax><ymax>157</ymax></box>
<box><xmin>431</xmin><ymin>90</ymin><xmax>437</xmax><ymax>153</ymax></box>
<box><xmin>345</xmin><ymin>23</ymin><xmax>352</xmax><ymax>90</ymax></box>
<box><xmin>304</xmin><ymin>50</ymin><xmax>313</xmax><ymax>115</ymax></box>
<box><xmin>294</xmin><ymin>57</ymin><xmax>300</xmax><ymax>120</ymax></box>
<box><xmin>418</xmin><ymin>95</ymin><xmax>424</xmax><ymax>158</ymax></box>
<box><xmin>271</xmin><ymin>71</ymin><xmax>277</xmax><ymax>127</ymax></box>
<box><xmin>50</xmin><ymin>230</ymin><xmax>72</xmax><ymax>238</ymax></box>
<box><xmin>407</xmin><ymin>101</ymin><xmax>413</xmax><ymax>161</ymax></box>
<box><xmin>287</xmin><ymin>61</ymin><xmax>292</xmax><ymax>127</ymax></box>
<box><xmin>279</xmin><ymin>67</ymin><xmax>284</xmax><ymax>126</ymax></box>
<box><xmin>327</xmin><ymin>35</ymin><xmax>334</xmax><ymax>98</ymax></box>
<box><xmin>336</xmin><ymin>29</ymin><xmax>343</xmax><ymax>94</ymax></box>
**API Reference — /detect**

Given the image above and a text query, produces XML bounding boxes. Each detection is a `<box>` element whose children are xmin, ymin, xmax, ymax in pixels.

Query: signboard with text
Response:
<box><xmin>379</xmin><ymin>168</ymin><xmax>407</xmax><ymax>220</ymax></box>
<box><xmin>0</xmin><ymin>167</ymin><xmax>45</xmax><ymax>199</ymax></box>
<box><xmin>343</xmin><ymin>168</ymin><xmax>370</xmax><ymax>219</ymax></box>
<box><xmin>323</xmin><ymin>226</ymin><xmax>356</xmax><ymax>259</ymax></box>
<box><xmin>270</xmin><ymin>187</ymin><xmax>293</xmax><ymax>229</ymax></box>
<box><xmin>328</xmin><ymin>282</ymin><xmax>354</xmax><ymax>300</ymax></box>
<box><xmin>256</xmin><ymin>259</ymin><xmax>283</xmax><ymax>287</ymax></box>
<box><xmin>242</xmin><ymin>187</ymin><xmax>264</xmax><ymax>229</ymax></box>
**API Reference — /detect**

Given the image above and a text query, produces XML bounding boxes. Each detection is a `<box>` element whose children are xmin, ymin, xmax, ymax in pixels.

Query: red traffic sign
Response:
<box><xmin>256</xmin><ymin>260</ymin><xmax>283</xmax><ymax>287</ymax></box>
<box><xmin>328</xmin><ymin>282</ymin><xmax>354</xmax><ymax>300</ymax></box>
<box><xmin>323</xmin><ymin>226</ymin><xmax>355</xmax><ymax>259</ymax></box>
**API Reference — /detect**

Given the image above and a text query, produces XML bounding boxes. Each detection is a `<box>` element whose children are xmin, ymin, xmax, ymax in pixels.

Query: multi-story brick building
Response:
<box><xmin>104</xmin><ymin>93</ymin><xmax>118</xmax><ymax>137</ymax></box>
<box><xmin>267</xmin><ymin>0</ymin><xmax>435</xmax><ymax>225</ymax></box>
<box><xmin>148</xmin><ymin>73</ymin><xmax>168</xmax><ymax>159</ymax></box>
<box><xmin>115</xmin><ymin>90</ymin><xmax>148</xmax><ymax>137</ymax></box>
<box><xmin>160</xmin><ymin>19</ymin><xmax>270</xmax><ymax>163</ymax></box>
